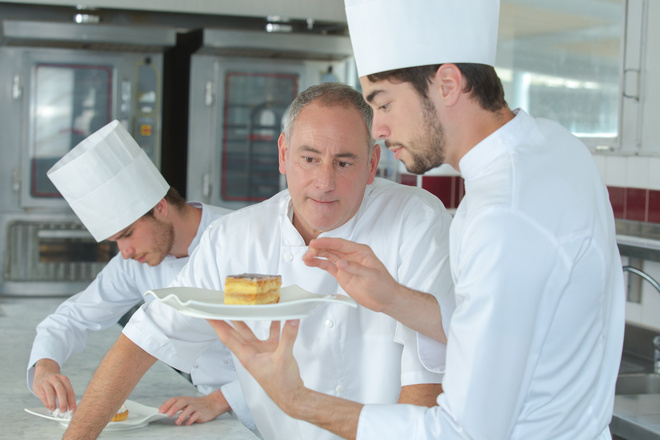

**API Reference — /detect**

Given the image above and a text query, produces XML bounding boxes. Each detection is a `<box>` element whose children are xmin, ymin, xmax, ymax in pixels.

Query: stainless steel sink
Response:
<box><xmin>616</xmin><ymin>373</ymin><xmax>660</xmax><ymax>395</ymax></box>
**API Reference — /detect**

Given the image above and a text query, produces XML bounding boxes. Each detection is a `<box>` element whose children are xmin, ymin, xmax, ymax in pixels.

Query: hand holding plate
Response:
<box><xmin>207</xmin><ymin>319</ymin><xmax>309</xmax><ymax>417</ymax></box>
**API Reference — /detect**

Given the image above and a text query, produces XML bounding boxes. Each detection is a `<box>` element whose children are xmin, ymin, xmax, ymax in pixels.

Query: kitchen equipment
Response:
<box><xmin>185</xmin><ymin>28</ymin><xmax>355</xmax><ymax>210</ymax></box>
<box><xmin>0</xmin><ymin>20</ymin><xmax>176</xmax><ymax>295</ymax></box>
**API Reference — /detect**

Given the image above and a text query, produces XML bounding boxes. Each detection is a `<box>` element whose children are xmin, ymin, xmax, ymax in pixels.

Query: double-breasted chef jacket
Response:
<box><xmin>124</xmin><ymin>177</ymin><xmax>456</xmax><ymax>440</ymax></box>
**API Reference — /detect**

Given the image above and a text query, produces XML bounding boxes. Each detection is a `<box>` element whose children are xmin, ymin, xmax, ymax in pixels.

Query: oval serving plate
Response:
<box><xmin>145</xmin><ymin>285</ymin><xmax>357</xmax><ymax>321</ymax></box>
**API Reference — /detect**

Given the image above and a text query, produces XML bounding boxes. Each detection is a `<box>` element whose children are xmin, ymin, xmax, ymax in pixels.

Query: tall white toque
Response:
<box><xmin>47</xmin><ymin>120</ymin><xmax>169</xmax><ymax>242</ymax></box>
<box><xmin>344</xmin><ymin>0</ymin><xmax>500</xmax><ymax>77</ymax></box>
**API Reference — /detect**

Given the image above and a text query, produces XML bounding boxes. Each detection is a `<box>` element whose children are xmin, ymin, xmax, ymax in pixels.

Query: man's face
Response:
<box><xmin>360</xmin><ymin>77</ymin><xmax>446</xmax><ymax>174</ymax></box>
<box><xmin>279</xmin><ymin>102</ymin><xmax>379</xmax><ymax>244</ymax></box>
<box><xmin>107</xmin><ymin>212</ymin><xmax>174</xmax><ymax>266</ymax></box>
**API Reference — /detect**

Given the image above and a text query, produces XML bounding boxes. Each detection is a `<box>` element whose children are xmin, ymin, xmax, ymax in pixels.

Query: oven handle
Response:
<box><xmin>37</xmin><ymin>230</ymin><xmax>94</xmax><ymax>239</ymax></box>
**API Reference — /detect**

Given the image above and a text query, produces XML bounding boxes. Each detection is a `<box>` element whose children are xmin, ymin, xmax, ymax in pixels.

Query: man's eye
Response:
<box><xmin>337</xmin><ymin>161</ymin><xmax>350</xmax><ymax>168</ymax></box>
<box><xmin>303</xmin><ymin>156</ymin><xmax>315</xmax><ymax>163</ymax></box>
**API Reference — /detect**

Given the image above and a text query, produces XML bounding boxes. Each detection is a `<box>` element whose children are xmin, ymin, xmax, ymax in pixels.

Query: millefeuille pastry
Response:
<box><xmin>224</xmin><ymin>274</ymin><xmax>282</xmax><ymax>305</ymax></box>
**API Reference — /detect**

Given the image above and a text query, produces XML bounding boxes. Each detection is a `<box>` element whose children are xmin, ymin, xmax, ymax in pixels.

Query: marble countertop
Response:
<box><xmin>0</xmin><ymin>296</ymin><xmax>259</xmax><ymax>440</ymax></box>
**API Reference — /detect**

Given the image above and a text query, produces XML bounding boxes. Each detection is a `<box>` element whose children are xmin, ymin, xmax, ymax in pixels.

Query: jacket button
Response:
<box><xmin>336</xmin><ymin>385</ymin><xmax>345</xmax><ymax>394</ymax></box>
<box><xmin>325</xmin><ymin>319</ymin><xmax>334</xmax><ymax>328</ymax></box>
<box><xmin>284</xmin><ymin>253</ymin><xmax>293</xmax><ymax>262</ymax></box>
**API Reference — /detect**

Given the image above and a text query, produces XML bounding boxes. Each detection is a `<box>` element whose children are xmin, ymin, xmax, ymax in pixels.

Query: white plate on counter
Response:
<box><xmin>25</xmin><ymin>399</ymin><xmax>168</xmax><ymax>431</ymax></box>
<box><xmin>145</xmin><ymin>284</ymin><xmax>357</xmax><ymax>320</ymax></box>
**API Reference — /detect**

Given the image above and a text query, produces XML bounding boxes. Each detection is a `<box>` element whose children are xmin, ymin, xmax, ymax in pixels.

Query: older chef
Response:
<box><xmin>62</xmin><ymin>82</ymin><xmax>455</xmax><ymax>440</ymax></box>
<box><xmin>209</xmin><ymin>1</ymin><xmax>626</xmax><ymax>439</ymax></box>
<box><xmin>27</xmin><ymin>120</ymin><xmax>248</xmax><ymax>427</ymax></box>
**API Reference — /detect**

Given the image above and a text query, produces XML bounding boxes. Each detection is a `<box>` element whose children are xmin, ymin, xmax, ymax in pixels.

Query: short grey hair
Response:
<box><xmin>282</xmin><ymin>82</ymin><xmax>373</xmax><ymax>150</ymax></box>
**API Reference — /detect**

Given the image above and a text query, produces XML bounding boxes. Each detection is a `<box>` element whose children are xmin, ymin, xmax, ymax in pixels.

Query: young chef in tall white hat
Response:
<box><xmin>27</xmin><ymin>120</ymin><xmax>253</xmax><ymax>428</ymax></box>
<box><xmin>207</xmin><ymin>0</ymin><xmax>626</xmax><ymax>439</ymax></box>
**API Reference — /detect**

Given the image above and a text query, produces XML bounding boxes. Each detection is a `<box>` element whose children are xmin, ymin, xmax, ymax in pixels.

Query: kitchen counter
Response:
<box><xmin>612</xmin><ymin>324</ymin><xmax>660</xmax><ymax>440</ymax></box>
<box><xmin>7</xmin><ymin>297</ymin><xmax>659</xmax><ymax>440</ymax></box>
<box><xmin>612</xmin><ymin>394</ymin><xmax>660</xmax><ymax>440</ymax></box>
<box><xmin>0</xmin><ymin>296</ymin><xmax>259</xmax><ymax>439</ymax></box>
<box><xmin>617</xmin><ymin>219</ymin><xmax>660</xmax><ymax>262</ymax></box>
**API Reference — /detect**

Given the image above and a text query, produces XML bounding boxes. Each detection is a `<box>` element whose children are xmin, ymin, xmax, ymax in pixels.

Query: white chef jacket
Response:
<box><xmin>356</xmin><ymin>110</ymin><xmax>625</xmax><ymax>439</ymax></box>
<box><xmin>123</xmin><ymin>177</ymin><xmax>455</xmax><ymax>440</ymax></box>
<box><xmin>27</xmin><ymin>203</ymin><xmax>237</xmax><ymax>396</ymax></box>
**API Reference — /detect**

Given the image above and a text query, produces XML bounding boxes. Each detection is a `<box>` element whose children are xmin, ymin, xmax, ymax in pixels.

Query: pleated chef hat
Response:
<box><xmin>345</xmin><ymin>0</ymin><xmax>500</xmax><ymax>77</ymax></box>
<box><xmin>47</xmin><ymin>120</ymin><xmax>169</xmax><ymax>242</ymax></box>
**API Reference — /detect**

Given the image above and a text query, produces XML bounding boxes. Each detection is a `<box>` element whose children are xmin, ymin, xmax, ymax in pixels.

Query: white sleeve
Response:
<box><xmin>123</xmin><ymin>223</ymin><xmax>229</xmax><ymax>373</ymax></box>
<box><xmin>360</xmin><ymin>210</ymin><xmax>563</xmax><ymax>439</ymax></box>
<box><xmin>394</xmin><ymin>198</ymin><xmax>454</xmax><ymax>381</ymax></box>
<box><xmin>27</xmin><ymin>255</ymin><xmax>142</xmax><ymax>392</ymax></box>
<box><xmin>221</xmin><ymin>380</ymin><xmax>257</xmax><ymax>432</ymax></box>
<box><xmin>122</xmin><ymin>300</ymin><xmax>218</xmax><ymax>373</ymax></box>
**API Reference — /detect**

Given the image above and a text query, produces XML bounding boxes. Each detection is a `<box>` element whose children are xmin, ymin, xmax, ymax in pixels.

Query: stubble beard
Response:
<box><xmin>146</xmin><ymin>217</ymin><xmax>175</xmax><ymax>266</ymax></box>
<box><xmin>392</xmin><ymin>96</ymin><xmax>447</xmax><ymax>175</ymax></box>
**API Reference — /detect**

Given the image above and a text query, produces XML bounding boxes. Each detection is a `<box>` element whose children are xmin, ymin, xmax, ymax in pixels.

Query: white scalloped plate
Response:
<box><xmin>145</xmin><ymin>285</ymin><xmax>357</xmax><ymax>320</ymax></box>
<box><xmin>24</xmin><ymin>399</ymin><xmax>168</xmax><ymax>430</ymax></box>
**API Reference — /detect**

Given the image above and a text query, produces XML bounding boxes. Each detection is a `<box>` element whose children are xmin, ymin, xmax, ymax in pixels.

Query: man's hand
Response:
<box><xmin>303</xmin><ymin>238</ymin><xmax>400</xmax><ymax>313</ymax></box>
<box><xmin>207</xmin><ymin>320</ymin><xmax>306</xmax><ymax>416</ymax></box>
<box><xmin>33</xmin><ymin>358</ymin><xmax>77</xmax><ymax>412</ymax></box>
<box><xmin>208</xmin><ymin>319</ymin><xmax>363</xmax><ymax>440</ymax></box>
<box><xmin>304</xmin><ymin>237</ymin><xmax>447</xmax><ymax>343</ymax></box>
<box><xmin>159</xmin><ymin>389</ymin><xmax>230</xmax><ymax>425</ymax></box>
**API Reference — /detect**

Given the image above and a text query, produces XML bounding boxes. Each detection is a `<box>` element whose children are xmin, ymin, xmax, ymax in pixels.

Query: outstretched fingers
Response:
<box><xmin>277</xmin><ymin>320</ymin><xmax>300</xmax><ymax>356</ymax></box>
<box><xmin>231</xmin><ymin>319</ymin><xmax>268</xmax><ymax>342</ymax></box>
<box><xmin>207</xmin><ymin>319</ymin><xmax>253</xmax><ymax>358</ymax></box>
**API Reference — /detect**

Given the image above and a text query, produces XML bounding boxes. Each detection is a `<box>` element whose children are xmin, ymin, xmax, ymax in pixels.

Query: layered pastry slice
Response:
<box><xmin>110</xmin><ymin>404</ymin><xmax>128</xmax><ymax>422</ymax></box>
<box><xmin>224</xmin><ymin>273</ymin><xmax>282</xmax><ymax>305</ymax></box>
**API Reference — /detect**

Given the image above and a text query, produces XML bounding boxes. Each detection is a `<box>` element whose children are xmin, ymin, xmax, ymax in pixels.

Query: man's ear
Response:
<box><xmin>155</xmin><ymin>197</ymin><xmax>168</xmax><ymax>217</ymax></box>
<box><xmin>433</xmin><ymin>64</ymin><xmax>463</xmax><ymax>107</ymax></box>
<box><xmin>278</xmin><ymin>133</ymin><xmax>287</xmax><ymax>175</ymax></box>
<box><xmin>367</xmin><ymin>143</ymin><xmax>381</xmax><ymax>185</ymax></box>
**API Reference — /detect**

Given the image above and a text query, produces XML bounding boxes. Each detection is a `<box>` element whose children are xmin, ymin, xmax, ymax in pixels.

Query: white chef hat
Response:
<box><xmin>47</xmin><ymin>120</ymin><xmax>169</xmax><ymax>242</ymax></box>
<box><xmin>345</xmin><ymin>0</ymin><xmax>500</xmax><ymax>77</ymax></box>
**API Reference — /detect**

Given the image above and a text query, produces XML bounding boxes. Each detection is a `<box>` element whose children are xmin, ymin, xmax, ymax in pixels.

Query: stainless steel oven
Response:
<box><xmin>185</xmin><ymin>29</ymin><xmax>356</xmax><ymax>209</ymax></box>
<box><xmin>0</xmin><ymin>20</ymin><xmax>176</xmax><ymax>295</ymax></box>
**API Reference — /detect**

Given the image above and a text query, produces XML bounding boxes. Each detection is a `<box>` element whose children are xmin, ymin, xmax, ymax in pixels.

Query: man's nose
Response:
<box><xmin>315</xmin><ymin>162</ymin><xmax>336</xmax><ymax>191</ymax></box>
<box><xmin>372</xmin><ymin>116</ymin><xmax>391</xmax><ymax>140</ymax></box>
<box><xmin>118</xmin><ymin>241</ymin><xmax>133</xmax><ymax>260</ymax></box>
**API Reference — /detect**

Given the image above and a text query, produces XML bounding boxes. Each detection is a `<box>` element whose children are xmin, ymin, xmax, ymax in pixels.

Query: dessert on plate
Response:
<box><xmin>224</xmin><ymin>274</ymin><xmax>282</xmax><ymax>305</ymax></box>
<box><xmin>110</xmin><ymin>404</ymin><xmax>128</xmax><ymax>422</ymax></box>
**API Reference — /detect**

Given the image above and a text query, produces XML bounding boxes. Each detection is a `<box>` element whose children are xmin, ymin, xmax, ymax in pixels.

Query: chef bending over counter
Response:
<box><xmin>26</xmin><ymin>120</ymin><xmax>253</xmax><ymax>428</ymax></box>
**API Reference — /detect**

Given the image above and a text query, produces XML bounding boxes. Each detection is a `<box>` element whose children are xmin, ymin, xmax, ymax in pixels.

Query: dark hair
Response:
<box><xmin>367</xmin><ymin>63</ymin><xmax>507</xmax><ymax>112</ymax></box>
<box><xmin>142</xmin><ymin>187</ymin><xmax>186</xmax><ymax>218</ymax></box>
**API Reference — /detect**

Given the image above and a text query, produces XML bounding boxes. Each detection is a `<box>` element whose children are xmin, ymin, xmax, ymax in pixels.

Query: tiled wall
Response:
<box><xmin>400</xmin><ymin>155</ymin><xmax>660</xmax><ymax>223</ymax></box>
<box><xmin>401</xmin><ymin>174</ymin><xmax>465</xmax><ymax>210</ymax></box>
<box><xmin>593</xmin><ymin>155</ymin><xmax>660</xmax><ymax>224</ymax></box>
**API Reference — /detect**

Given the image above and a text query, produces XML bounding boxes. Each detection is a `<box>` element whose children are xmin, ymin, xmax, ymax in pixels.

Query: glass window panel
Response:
<box><xmin>221</xmin><ymin>72</ymin><xmax>298</xmax><ymax>202</ymax></box>
<box><xmin>497</xmin><ymin>0</ymin><xmax>623</xmax><ymax>142</ymax></box>
<box><xmin>32</xmin><ymin>63</ymin><xmax>112</xmax><ymax>197</ymax></box>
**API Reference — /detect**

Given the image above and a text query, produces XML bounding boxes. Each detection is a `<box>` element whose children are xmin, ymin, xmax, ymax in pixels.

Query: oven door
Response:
<box><xmin>187</xmin><ymin>56</ymin><xmax>309</xmax><ymax>209</ymax></box>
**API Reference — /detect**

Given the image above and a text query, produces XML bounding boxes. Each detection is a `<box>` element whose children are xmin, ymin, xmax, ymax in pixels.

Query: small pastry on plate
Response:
<box><xmin>110</xmin><ymin>404</ymin><xmax>128</xmax><ymax>422</ymax></box>
<box><xmin>224</xmin><ymin>273</ymin><xmax>282</xmax><ymax>305</ymax></box>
